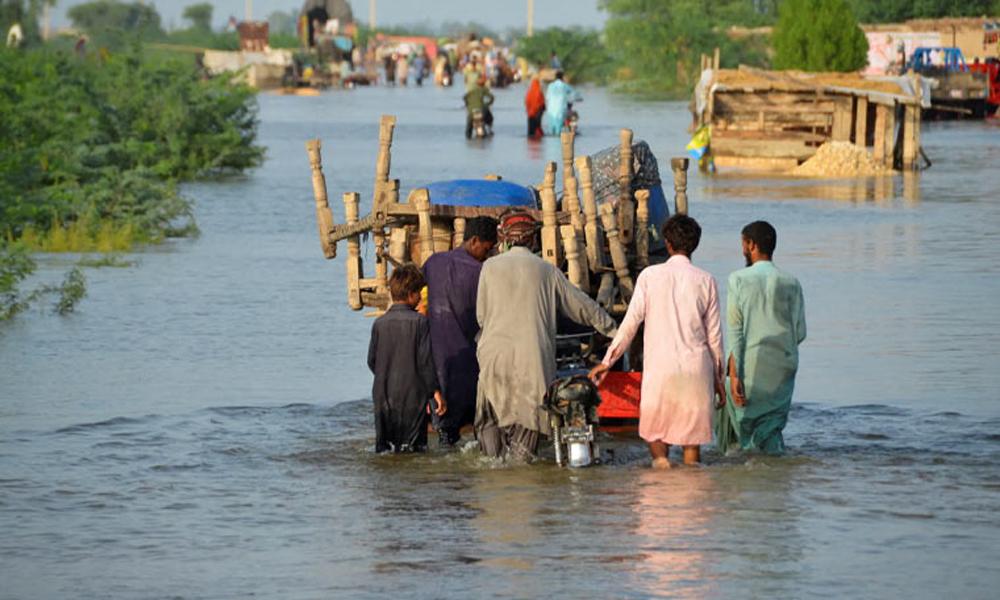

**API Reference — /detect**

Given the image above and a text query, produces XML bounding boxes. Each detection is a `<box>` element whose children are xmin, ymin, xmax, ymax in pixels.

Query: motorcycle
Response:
<box><xmin>469</xmin><ymin>109</ymin><xmax>492</xmax><ymax>139</ymax></box>
<box><xmin>545</xmin><ymin>332</ymin><xmax>603</xmax><ymax>467</ymax></box>
<box><xmin>564</xmin><ymin>102</ymin><xmax>580</xmax><ymax>135</ymax></box>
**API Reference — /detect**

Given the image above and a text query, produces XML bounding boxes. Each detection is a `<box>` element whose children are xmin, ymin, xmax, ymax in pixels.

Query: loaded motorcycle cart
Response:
<box><xmin>305</xmin><ymin>115</ymin><xmax>693</xmax><ymax>464</ymax></box>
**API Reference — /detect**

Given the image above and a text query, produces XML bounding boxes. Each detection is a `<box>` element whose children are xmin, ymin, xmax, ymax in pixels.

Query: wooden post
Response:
<box><xmin>618</xmin><ymin>129</ymin><xmax>635</xmax><ymax>245</ymax></box>
<box><xmin>713</xmin><ymin>46</ymin><xmax>720</xmax><ymax>70</ymax></box>
<box><xmin>564</xmin><ymin>176</ymin><xmax>583</xmax><ymax>232</ymax></box>
<box><xmin>634</xmin><ymin>189</ymin><xmax>650</xmax><ymax>270</ymax></box>
<box><xmin>540</xmin><ymin>157</ymin><xmax>556</xmax><ymax>192</ymax></box>
<box><xmin>671</xmin><ymin>157</ymin><xmax>689</xmax><ymax>215</ymax></box>
<box><xmin>452</xmin><ymin>217</ymin><xmax>466</xmax><ymax>249</ymax></box>
<box><xmin>600</xmin><ymin>203</ymin><xmax>634</xmax><ymax>301</ymax></box>
<box><xmin>902</xmin><ymin>103</ymin><xmax>920</xmax><ymax>170</ymax></box>
<box><xmin>388</xmin><ymin>227</ymin><xmax>409</xmax><ymax>266</ymax></box>
<box><xmin>372</xmin><ymin>115</ymin><xmax>396</xmax><ymax>291</ymax></box>
<box><xmin>873</xmin><ymin>103</ymin><xmax>888</xmax><ymax>165</ymax></box>
<box><xmin>540</xmin><ymin>162</ymin><xmax>561</xmax><ymax>267</ymax></box>
<box><xmin>413</xmin><ymin>188</ymin><xmax>435</xmax><ymax>267</ymax></box>
<box><xmin>875</xmin><ymin>102</ymin><xmax>896</xmax><ymax>168</ymax></box>
<box><xmin>374</xmin><ymin>115</ymin><xmax>395</xmax><ymax>190</ymax></box>
<box><xmin>560</xmin><ymin>225</ymin><xmax>589</xmax><ymax>293</ymax></box>
<box><xmin>343</xmin><ymin>192</ymin><xmax>363</xmax><ymax>310</ymax></box>
<box><xmin>854</xmin><ymin>96</ymin><xmax>869</xmax><ymax>147</ymax></box>
<box><xmin>564</xmin><ymin>176</ymin><xmax>589</xmax><ymax>291</ymax></box>
<box><xmin>575</xmin><ymin>155</ymin><xmax>604</xmax><ymax>273</ymax></box>
<box><xmin>832</xmin><ymin>97</ymin><xmax>852</xmax><ymax>142</ymax></box>
<box><xmin>305</xmin><ymin>140</ymin><xmax>337</xmax><ymax>259</ymax></box>
<box><xmin>560</xmin><ymin>130</ymin><xmax>576</xmax><ymax>193</ymax></box>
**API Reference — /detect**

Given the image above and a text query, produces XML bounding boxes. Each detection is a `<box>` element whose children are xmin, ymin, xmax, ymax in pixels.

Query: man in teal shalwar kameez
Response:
<box><xmin>716</xmin><ymin>221</ymin><xmax>806</xmax><ymax>455</ymax></box>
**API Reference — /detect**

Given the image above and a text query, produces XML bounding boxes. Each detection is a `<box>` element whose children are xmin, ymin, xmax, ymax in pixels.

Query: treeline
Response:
<box><xmin>0</xmin><ymin>0</ymin><xmax>298</xmax><ymax>51</ymax></box>
<box><xmin>846</xmin><ymin>0</ymin><xmax>1000</xmax><ymax>23</ymax></box>
<box><xmin>519</xmin><ymin>0</ymin><xmax>998</xmax><ymax>97</ymax></box>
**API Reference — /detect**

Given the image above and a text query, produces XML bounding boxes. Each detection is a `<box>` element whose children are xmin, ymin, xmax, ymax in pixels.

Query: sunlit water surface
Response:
<box><xmin>2</xmin><ymin>86</ymin><xmax>998</xmax><ymax>599</ymax></box>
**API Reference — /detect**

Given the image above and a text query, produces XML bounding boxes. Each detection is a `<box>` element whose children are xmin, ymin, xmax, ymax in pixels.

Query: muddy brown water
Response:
<box><xmin>2</xmin><ymin>86</ymin><xmax>999</xmax><ymax>599</ymax></box>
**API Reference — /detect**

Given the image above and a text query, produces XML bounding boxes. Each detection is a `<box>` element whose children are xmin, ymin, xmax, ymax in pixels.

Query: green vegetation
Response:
<box><xmin>516</xmin><ymin>27</ymin><xmax>613</xmax><ymax>83</ymax></box>
<box><xmin>1</xmin><ymin>45</ymin><xmax>262</xmax><ymax>247</ymax></box>
<box><xmin>0</xmin><ymin>245</ymin><xmax>87</xmax><ymax>320</ymax></box>
<box><xmin>601</xmin><ymin>0</ymin><xmax>774</xmax><ymax>97</ymax></box>
<box><xmin>1</xmin><ymin>1</ymin><xmax>264</xmax><ymax>320</ymax></box>
<box><xmin>182</xmin><ymin>2</ymin><xmax>212</xmax><ymax>32</ymax></box>
<box><xmin>76</xmin><ymin>253</ymin><xmax>136</xmax><ymax>268</ymax></box>
<box><xmin>67</xmin><ymin>0</ymin><xmax>163</xmax><ymax>49</ymax></box>
<box><xmin>846</xmin><ymin>0</ymin><xmax>1000</xmax><ymax>23</ymax></box>
<box><xmin>773</xmin><ymin>0</ymin><xmax>868</xmax><ymax>72</ymax></box>
<box><xmin>0</xmin><ymin>244</ymin><xmax>34</xmax><ymax>320</ymax></box>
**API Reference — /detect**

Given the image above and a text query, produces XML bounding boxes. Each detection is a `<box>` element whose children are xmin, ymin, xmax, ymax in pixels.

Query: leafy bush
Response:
<box><xmin>182</xmin><ymin>2</ymin><xmax>213</xmax><ymax>32</ymax></box>
<box><xmin>0</xmin><ymin>46</ymin><xmax>263</xmax><ymax>246</ymax></box>
<box><xmin>0</xmin><ymin>243</ymin><xmax>35</xmax><ymax>320</ymax></box>
<box><xmin>772</xmin><ymin>0</ymin><xmax>868</xmax><ymax>72</ymax></box>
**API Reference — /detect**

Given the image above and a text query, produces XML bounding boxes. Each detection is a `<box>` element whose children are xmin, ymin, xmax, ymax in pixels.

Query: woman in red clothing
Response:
<box><xmin>524</xmin><ymin>76</ymin><xmax>546</xmax><ymax>138</ymax></box>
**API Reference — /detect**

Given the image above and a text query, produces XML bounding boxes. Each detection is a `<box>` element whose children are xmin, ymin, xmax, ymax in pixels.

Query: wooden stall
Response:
<box><xmin>306</xmin><ymin>116</ymin><xmax>691</xmax><ymax>316</ymax></box>
<box><xmin>695</xmin><ymin>67</ymin><xmax>928</xmax><ymax>172</ymax></box>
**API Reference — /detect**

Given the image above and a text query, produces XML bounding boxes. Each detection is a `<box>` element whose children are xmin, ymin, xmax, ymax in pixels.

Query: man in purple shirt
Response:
<box><xmin>423</xmin><ymin>216</ymin><xmax>498</xmax><ymax>446</ymax></box>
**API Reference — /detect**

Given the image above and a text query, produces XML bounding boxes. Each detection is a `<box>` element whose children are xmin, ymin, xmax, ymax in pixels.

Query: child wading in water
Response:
<box><xmin>367</xmin><ymin>265</ymin><xmax>446</xmax><ymax>452</ymax></box>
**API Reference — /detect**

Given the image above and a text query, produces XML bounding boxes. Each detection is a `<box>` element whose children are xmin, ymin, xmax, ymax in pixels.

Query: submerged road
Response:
<box><xmin>1</xmin><ymin>85</ymin><xmax>999</xmax><ymax>598</ymax></box>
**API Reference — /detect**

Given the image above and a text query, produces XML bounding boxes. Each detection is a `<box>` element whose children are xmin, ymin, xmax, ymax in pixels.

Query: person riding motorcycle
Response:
<box><xmin>464</xmin><ymin>75</ymin><xmax>495</xmax><ymax>138</ymax></box>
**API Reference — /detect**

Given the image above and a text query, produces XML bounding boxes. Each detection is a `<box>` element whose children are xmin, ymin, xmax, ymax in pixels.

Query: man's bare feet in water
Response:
<box><xmin>651</xmin><ymin>457</ymin><xmax>672</xmax><ymax>469</ymax></box>
<box><xmin>649</xmin><ymin>441</ymin><xmax>672</xmax><ymax>469</ymax></box>
<box><xmin>683</xmin><ymin>445</ymin><xmax>701</xmax><ymax>466</ymax></box>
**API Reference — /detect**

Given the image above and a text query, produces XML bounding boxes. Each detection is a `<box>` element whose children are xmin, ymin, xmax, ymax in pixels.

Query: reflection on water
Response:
<box><xmin>630</xmin><ymin>468</ymin><xmax>717</xmax><ymax>598</ymax></box>
<box><xmin>704</xmin><ymin>172</ymin><xmax>920</xmax><ymax>205</ymax></box>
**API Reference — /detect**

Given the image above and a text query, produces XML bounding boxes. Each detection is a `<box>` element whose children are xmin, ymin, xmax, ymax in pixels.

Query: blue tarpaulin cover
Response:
<box><xmin>422</xmin><ymin>180</ymin><xmax>537</xmax><ymax>208</ymax></box>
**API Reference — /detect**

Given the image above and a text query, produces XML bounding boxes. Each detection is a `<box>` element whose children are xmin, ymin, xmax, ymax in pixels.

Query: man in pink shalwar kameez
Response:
<box><xmin>591</xmin><ymin>215</ymin><xmax>725</xmax><ymax>468</ymax></box>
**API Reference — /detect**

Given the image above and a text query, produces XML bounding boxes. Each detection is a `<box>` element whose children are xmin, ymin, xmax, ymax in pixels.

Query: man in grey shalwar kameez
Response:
<box><xmin>475</xmin><ymin>211</ymin><xmax>618</xmax><ymax>461</ymax></box>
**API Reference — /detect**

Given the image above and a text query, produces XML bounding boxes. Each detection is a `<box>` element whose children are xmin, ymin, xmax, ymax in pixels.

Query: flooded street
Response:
<box><xmin>2</xmin><ymin>85</ymin><xmax>999</xmax><ymax>598</ymax></box>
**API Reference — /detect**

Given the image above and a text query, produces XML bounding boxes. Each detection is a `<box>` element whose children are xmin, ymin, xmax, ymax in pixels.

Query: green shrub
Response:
<box><xmin>772</xmin><ymin>0</ymin><xmax>868</xmax><ymax>72</ymax></box>
<box><xmin>0</xmin><ymin>46</ymin><xmax>262</xmax><ymax>245</ymax></box>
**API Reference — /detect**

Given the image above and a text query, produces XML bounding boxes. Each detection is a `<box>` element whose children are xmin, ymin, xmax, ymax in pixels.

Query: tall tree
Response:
<box><xmin>516</xmin><ymin>27</ymin><xmax>612</xmax><ymax>83</ymax></box>
<box><xmin>267</xmin><ymin>10</ymin><xmax>297</xmax><ymax>35</ymax></box>
<box><xmin>772</xmin><ymin>0</ymin><xmax>868</xmax><ymax>72</ymax></box>
<box><xmin>182</xmin><ymin>2</ymin><xmax>212</xmax><ymax>32</ymax></box>
<box><xmin>68</xmin><ymin>0</ymin><xmax>164</xmax><ymax>46</ymax></box>
<box><xmin>601</xmin><ymin>0</ymin><xmax>774</xmax><ymax>96</ymax></box>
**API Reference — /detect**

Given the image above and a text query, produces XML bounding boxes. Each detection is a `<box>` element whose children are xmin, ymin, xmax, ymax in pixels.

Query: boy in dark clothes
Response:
<box><xmin>367</xmin><ymin>265</ymin><xmax>446</xmax><ymax>453</ymax></box>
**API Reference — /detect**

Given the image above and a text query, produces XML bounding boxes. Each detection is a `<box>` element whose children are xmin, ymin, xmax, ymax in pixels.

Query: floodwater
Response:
<box><xmin>2</xmin><ymin>85</ymin><xmax>999</xmax><ymax>599</ymax></box>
